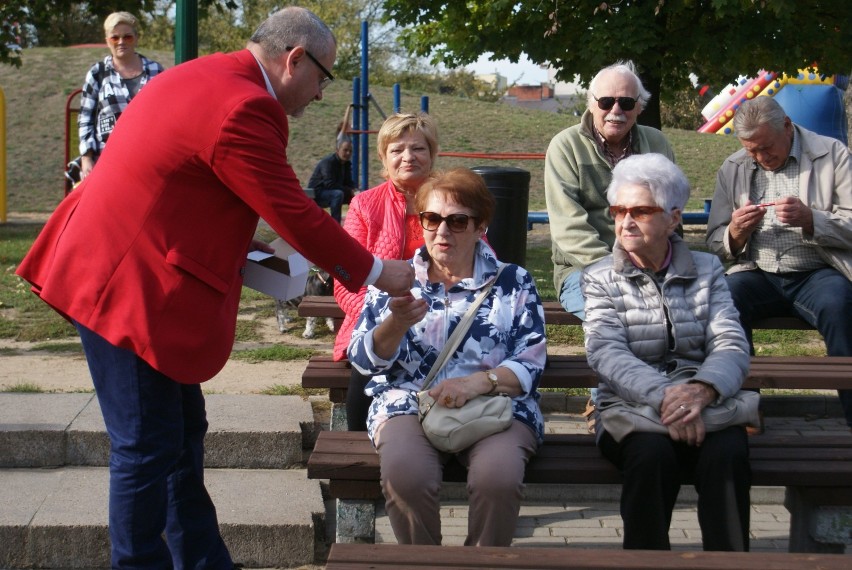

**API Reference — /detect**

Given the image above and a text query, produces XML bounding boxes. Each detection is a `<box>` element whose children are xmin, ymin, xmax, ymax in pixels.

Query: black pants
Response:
<box><xmin>345</xmin><ymin>369</ymin><xmax>372</xmax><ymax>431</ymax></box>
<box><xmin>598</xmin><ymin>427</ymin><xmax>751</xmax><ymax>551</ymax></box>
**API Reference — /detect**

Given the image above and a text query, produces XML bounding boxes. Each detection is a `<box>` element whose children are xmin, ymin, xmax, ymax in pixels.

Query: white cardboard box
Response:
<box><xmin>243</xmin><ymin>237</ymin><xmax>309</xmax><ymax>301</ymax></box>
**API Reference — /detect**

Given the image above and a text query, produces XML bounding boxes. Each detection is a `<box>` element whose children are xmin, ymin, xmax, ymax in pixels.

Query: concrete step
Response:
<box><xmin>0</xmin><ymin>394</ymin><xmax>317</xmax><ymax>468</ymax></box>
<box><xmin>0</xmin><ymin>466</ymin><xmax>324</xmax><ymax>569</ymax></box>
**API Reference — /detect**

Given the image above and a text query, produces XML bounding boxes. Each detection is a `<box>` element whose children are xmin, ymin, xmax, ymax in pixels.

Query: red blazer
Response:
<box><xmin>17</xmin><ymin>50</ymin><xmax>373</xmax><ymax>384</ymax></box>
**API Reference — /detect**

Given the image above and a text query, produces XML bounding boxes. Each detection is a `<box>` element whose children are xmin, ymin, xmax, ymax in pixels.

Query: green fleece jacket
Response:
<box><xmin>545</xmin><ymin>110</ymin><xmax>675</xmax><ymax>291</ymax></box>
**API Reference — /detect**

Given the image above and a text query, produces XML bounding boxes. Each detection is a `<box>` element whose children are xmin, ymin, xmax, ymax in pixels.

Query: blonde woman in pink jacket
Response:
<box><xmin>334</xmin><ymin>112</ymin><xmax>439</xmax><ymax>430</ymax></box>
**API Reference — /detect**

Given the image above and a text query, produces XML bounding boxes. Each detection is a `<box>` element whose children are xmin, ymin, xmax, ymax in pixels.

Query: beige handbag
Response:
<box><xmin>417</xmin><ymin>267</ymin><xmax>512</xmax><ymax>453</ymax></box>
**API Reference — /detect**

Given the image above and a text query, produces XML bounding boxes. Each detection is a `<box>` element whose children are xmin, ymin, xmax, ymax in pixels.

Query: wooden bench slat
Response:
<box><xmin>543</xmin><ymin>433</ymin><xmax>852</xmax><ymax>448</ymax></box>
<box><xmin>305</xmin><ymin>353</ymin><xmax>852</xmax><ymax>370</ymax></box>
<box><xmin>308</xmin><ymin>431</ymin><xmax>852</xmax><ymax>494</ymax></box>
<box><xmin>303</xmin><ymin>353</ymin><xmax>852</xmax><ymax>391</ymax></box>
<box><xmin>328</xmin><ymin>479</ymin><xmax>382</xmax><ymax>500</ymax></box>
<box><xmin>297</xmin><ymin>296</ymin><xmax>815</xmax><ymax>331</ymax></box>
<box><xmin>327</xmin><ymin>543</ymin><xmax>852</xmax><ymax>570</ymax></box>
<box><xmin>305</xmin><ymin>353</ymin><xmax>852</xmax><ymax>367</ymax></box>
<box><xmin>311</xmin><ymin>431</ymin><xmax>852</xmax><ymax>456</ymax></box>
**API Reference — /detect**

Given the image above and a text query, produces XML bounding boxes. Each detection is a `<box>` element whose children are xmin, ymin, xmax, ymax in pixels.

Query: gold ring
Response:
<box><xmin>443</xmin><ymin>395</ymin><xmax>453</xmax><ymax>406</ymax></box>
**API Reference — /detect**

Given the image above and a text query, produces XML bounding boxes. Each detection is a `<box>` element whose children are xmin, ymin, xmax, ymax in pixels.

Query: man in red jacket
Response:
<box><xmin>17</xmin><ymin>7</ymin><xmax>412</xmax><ymax>569</ymax></box>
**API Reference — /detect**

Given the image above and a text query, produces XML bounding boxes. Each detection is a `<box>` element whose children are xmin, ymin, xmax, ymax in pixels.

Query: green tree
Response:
<box><xmin>25</xmin><ymin>1</ymin><xmax>159</xmax><ymax>45</ymax></box>
<box><xmin>143</xmin><ymin>0</ymin><xmax>394</xmax><ymax>81</ymax></box>
<box><xmin>382</xmin><ymin>0</ymin><xmax>852</xmax><ymax>129</ymax></box>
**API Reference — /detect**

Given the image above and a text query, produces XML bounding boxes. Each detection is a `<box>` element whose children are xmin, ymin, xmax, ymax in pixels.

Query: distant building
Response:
<box><xmin>547</xmin><ymin>68</ymin><xmax>585</xmax><ymax>96</ymax></box>
<box><xmin>475</xmin><ymin>64</ymin><xmax>586</xmax><ymax>113</ymax></box>
<box><xmin>475</xmin><ymin>72</ymin><xmax>508</xmax><ymax>95</ymax></box>
<box><xmin>507</xmin><ymin>83</ymin><xmax>554</xmax><ymax>101</ymax></box>
<box><xmin>501</xmin><ymin>74</ymin><xmax>583</xmax><ymax>114</ymax></box>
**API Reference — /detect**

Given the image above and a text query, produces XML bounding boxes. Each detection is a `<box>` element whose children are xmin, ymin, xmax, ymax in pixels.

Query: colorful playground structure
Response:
<box><xmin>697</xmin><ymin>68</ymin><xmax>848</xmax><ymax>144</ymax></box>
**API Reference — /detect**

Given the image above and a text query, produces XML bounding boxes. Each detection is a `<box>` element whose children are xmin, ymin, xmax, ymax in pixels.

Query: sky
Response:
<box><xmin>466</xmin><ymin>53</ymin><xmax>549</xmax><ymax>85</ymax></box>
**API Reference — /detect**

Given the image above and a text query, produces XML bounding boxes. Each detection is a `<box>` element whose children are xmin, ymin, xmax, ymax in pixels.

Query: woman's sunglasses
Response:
<box><xmin>609</xmin><ymin>205</ymin><xmax>665</xmax><ymax>222</ymax></box>
<box><xmin>593</xmin><ymin>95</ymin><xmax>638</xmax><ymax>111</ymax></box>
<box><xmin>108</xmin><ymin>34</ymin><xmax>136</xmax><ymax>44</ymax></box>
<box><xmin>419</xmin><ymin>211</ymin><xmax>477</xmax><ymax>233</ymax></box>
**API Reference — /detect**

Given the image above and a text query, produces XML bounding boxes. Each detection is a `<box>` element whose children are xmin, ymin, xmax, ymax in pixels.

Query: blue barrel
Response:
<box><xmin>471</xmin><ymin>166</ymin><xmax>530</xmax><ymax>266</ymax></box>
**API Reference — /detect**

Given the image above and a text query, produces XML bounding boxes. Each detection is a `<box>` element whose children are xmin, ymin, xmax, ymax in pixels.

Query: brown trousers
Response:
<box><xmin>374</xmin><ymin>415</ymin><xmax>538</xmax><ymax>546</ymax></box>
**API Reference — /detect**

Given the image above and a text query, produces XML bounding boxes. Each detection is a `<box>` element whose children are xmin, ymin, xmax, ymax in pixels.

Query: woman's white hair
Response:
<box><xmin>606</xmin><ymin>153</ymin><xmax>690</xmax><ymax>212</ymax></box>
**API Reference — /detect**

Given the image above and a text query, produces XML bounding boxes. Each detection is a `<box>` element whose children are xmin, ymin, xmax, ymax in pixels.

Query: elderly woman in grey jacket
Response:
<box><xmin>581</xmin><ymin>153</ymin><xmax>753</xmax><ymax>551</ymax></box>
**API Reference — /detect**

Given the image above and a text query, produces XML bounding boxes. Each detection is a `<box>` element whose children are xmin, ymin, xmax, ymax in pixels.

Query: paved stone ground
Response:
<box><xmin>373</xmin><ymin>412</ymin><xmax>851</xmax><ymax>553</ymax></box>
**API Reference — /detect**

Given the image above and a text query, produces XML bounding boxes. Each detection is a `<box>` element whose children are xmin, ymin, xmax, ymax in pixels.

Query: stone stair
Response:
<box><xmin>0</xmin><ymin>393</ymin><xmax>325</xmax><ymax>569</ymax></box>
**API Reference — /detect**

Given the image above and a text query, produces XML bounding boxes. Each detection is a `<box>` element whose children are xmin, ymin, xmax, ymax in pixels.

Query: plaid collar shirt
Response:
<box><xmin>78</xmin><ymin>55</ymin><xmax>164</xmax><ymax>157</ymax></box>
<box><xmin>748</xmin><ymin>130</ymin><xmax>828</xmax><ymax>273</ymax></box>
<box><xmin>593</xmin><ymin>127</ymin><xmax>634</xmax><ymax>167</ymax></box>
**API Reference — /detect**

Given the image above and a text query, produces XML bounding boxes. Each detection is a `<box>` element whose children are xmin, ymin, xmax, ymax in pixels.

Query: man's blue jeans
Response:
<box><xmin>560</xmin><ymin>271</ymin><xmax>599</xmax><ymax>403</ymax></box>
<box><xmin>314</xmin><ymin>188</ymin><xmax>344</xmax><ymax>223</ymax></box>
<box><xmin>558</xmin><ymin>270</ymin><xmax>586</xmax><ymax>321</ymax></box>
<box><xmin>75</xmin><ymin>323</ymin><xmax>233</xmax><ymax>570</ymax></box>
<box><xmin>725</xmin><ymin>267</ymin><xmax>852</xmax><ymax>427</ymax></box>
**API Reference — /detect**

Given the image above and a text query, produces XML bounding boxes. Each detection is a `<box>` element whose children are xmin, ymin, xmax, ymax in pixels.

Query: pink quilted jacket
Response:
<box><xmin>333</xmin><ymin>180</ymin><xmax>408</xmax><ymax>359</ymax></box>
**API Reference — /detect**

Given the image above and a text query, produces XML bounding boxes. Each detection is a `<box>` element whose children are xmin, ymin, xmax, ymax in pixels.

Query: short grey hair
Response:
<box><xmin>732</xmin><ymin>97</ymin><xmax>788</xmax><ymax>139</ymax></box>
<box><xmin>606</xmin><ymin>153</ymin><xmax>690</xmax><ymax>212</ymax></box>
<box><xmin>587</xmin><ymin>60</ymin><xmax>652</xmax><ymax>110</ymax></box>
<box><xmin>249</xmin><ymin>6</ymin><xmax>336</xmax><ymax>61</ymax></box>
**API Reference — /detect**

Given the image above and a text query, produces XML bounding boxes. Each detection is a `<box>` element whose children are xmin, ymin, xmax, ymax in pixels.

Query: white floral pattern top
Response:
<box><xmin>348</xmin><ymin>241</ymin><xmax>547</xmax><ymax>446</ymax></box>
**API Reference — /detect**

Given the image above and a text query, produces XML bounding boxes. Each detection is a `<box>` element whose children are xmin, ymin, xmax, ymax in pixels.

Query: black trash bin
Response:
<box><xmin>471</xmin><ymin>166</ymin><xmax>530</xmax><ymax>266</ymax></box>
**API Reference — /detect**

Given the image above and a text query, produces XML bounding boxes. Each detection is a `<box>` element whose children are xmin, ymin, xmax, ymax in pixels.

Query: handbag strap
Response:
<box><xmin>420</xmin><ymin>265</ymin><xmax>505</xmax><ymax>392</ymax></box>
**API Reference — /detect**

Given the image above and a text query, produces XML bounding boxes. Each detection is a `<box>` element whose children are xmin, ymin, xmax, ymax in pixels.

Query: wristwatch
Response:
<box><xmin>485</xmin><ymin>370</ymin><xmax>499</xmax><ymax>394</ymax></box>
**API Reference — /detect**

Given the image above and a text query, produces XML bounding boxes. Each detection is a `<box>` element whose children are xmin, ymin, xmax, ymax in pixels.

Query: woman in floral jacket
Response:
<box><xmin>348</xmin><ymin>168</ymin><xmax>546</xmax><ymax>546</ymax></box>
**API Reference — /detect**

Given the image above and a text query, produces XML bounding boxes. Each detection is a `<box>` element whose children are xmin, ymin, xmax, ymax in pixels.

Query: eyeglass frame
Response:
<box><xmin>608</xmin><ymin>205</ymin><xmax>675</xmax><ymax>222</ymax></box>
<box><xmin>107</xmin><ymin>33</ymin><xmax>136</xmax><ymax>44</ymax></box>
<box><xmin>593</xmin><ymin>94</ymin><xmax>639</xmax><ymax>111</ymax></box>
<box><xmin>419</xmin><ymin>211</ymin><xmax>479</xmax><ymax>233</ymax></box>
<box><xmin>286</xmin><ymin>45</ymin><xmax>334</xmax><ymax>89</ymax></box>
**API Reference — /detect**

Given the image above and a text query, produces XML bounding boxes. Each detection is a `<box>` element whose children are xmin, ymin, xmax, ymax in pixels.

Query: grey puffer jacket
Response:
<box><xmin>581</xmin><ymin>235</ymin><xmax>749</xmax><ymax>412</ymax></box>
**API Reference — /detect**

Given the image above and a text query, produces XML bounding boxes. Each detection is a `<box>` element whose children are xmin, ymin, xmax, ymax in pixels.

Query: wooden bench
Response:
<box><xmin>304</xmin><ymin>350</ymin><xmax>852</xmax><ymax>552</ymax></box>
<box><xmin>309</xmin><ymin>430</ymin><xmax>852</xmax><ymax>553</ymax></box>
<box><xmin>325</xmin><ymin>543</ymin><xmax>851</xmax><ymax>569</ymax></box>
<box><xmin>298</xmin><ymin>295</ymin><xmax>851</xmax><ymax>553</ymax></box>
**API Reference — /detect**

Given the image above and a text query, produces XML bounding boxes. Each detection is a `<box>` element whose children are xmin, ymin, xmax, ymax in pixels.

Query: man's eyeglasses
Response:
<box><xmin>286</xmin><ymin>45</ymin><xmax>334</xmax><ymax>90</ymax></box>
<box><xmin>419</xmin><ymin>211</ymin><xmax>477</xmax><ymax>233</ymax></box>
<box><xmin>609</xmin><ymin>205</ymin><xmax>665</xmax><ymax>222</ymax></box>
<box><xmin>593</xmin><ymin>95</ymin><xmax>639</xmax><ymax>111</ymax></box>
<box><xmin>107</xmin><ymin>34</ymin><xmax>135</xmax><ymax>44</ymax></box>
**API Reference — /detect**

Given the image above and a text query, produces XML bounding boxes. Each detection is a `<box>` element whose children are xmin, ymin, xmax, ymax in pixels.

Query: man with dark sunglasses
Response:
<box><xmin>544</xmin><ymin>61</ymin><xmax>674</xmax><ymax>430</ymax></box>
